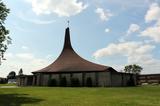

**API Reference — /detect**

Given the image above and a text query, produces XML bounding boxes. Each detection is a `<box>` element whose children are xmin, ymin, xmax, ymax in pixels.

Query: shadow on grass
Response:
<box><xmin>0</xmin><ymin>93</ymin><xmax>43</xmax><ymax>106</ymax></box>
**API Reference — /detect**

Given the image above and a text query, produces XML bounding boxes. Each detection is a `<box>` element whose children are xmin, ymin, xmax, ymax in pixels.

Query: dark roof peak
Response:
<box><xmin>32</xmin><ymin>27</ymin><xmax>114</xmax><ymax>73</ymax></box>
<box><xmin>63</xmin><ymin>27</ymin><xmax>73</xmax><ymax>50</ymax></box>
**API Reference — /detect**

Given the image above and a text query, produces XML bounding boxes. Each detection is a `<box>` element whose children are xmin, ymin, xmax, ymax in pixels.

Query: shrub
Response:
<box><xmin>71</xmin><ymin>78</ymin><xmax>80</xmax><ymax>87</ymax></box>
<box><xmin>48</xmin><ymin>79</ymin><xmax>57</xmax><ymax>87</ymax></box>
<box><xmin>60</xmin><ymin>77</ymin><xmax>67</xmax><ymax>87</ymax></box>
<box><xmin>0</xmin><ymin>78</ymin><xmax>7</xmax><ymax>84</ymax></box>
<box><xmin>127</xmin><ymin>76</ymin><xmax>135</xmax><ymax>86</ymax></box>
<box><xmin>86</xmin><ymin>77</ymin><xmax>92</xmax><ymax>87</ymax></box>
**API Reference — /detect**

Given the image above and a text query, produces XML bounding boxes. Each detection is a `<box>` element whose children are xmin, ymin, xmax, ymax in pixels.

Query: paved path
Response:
<box><xmin>0</xmin><ymin>86</ymin><xmax>18</xmax><ymax>88</ymax></box>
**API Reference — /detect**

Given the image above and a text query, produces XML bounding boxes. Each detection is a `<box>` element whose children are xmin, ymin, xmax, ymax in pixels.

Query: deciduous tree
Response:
<box><xmin>0</xmin><ymin>0</ymin><xmax>11</xmax><ymax>64</ymax></box>
<box><xmin>124</xmin><ymin>64</ymin><xmax>142</xmax><ymax>74</ymax></box>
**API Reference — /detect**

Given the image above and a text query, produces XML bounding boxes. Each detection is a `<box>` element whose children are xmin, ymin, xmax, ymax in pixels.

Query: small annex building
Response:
<box><xmin>17</xmin><ymin>27</ymin><xmax>137</xmax><ymax>87</ymax></box>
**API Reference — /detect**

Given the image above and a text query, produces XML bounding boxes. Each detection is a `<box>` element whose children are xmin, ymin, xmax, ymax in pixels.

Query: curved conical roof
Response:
<box><xmin>33</xmin><ymin>27</ymin><xmax>116</xmax><ymax>73</ymax></box>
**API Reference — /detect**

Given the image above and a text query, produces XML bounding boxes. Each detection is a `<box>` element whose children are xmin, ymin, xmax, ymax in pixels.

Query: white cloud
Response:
<box><xmin>95</xmin><ymin>8</ymin><xmax>113</xmax><ymax>21</ymax></box>
<box><xmin>145</xmin><ymin>3</ymin><xmax>160</xmax><ymax>23</ymax></box>
<box><xmin>141</xmin><ymin>26</ymin><xmax>160</xmax><ymax>42</ymax></box>
<box><xmin>140</xmin><ymin>3</ymin><xmax>160</xmax><ymax>43</ymax></box>
<box><xmin>93</xmin><ymin>41</ymin><xmax>160</xmax><ymax>74</ymax></box>
<box><xmin>5</xmin><ymin>53</ymin><xmax>14</xmax><ymax>58</ymax></box>
<box><xmin>22</xmin><ymin>46</ymin><xmax>29</xmax><ymax>50</ymax></box>
<box><xmin>0</xmin><ymin>52</ymin><xmax>53</xmax><ymax>77</ymax></box>
<box><xmin>16</xmin><ymin>53</ymin><xmax>34</xmax><ymax>60</ymax></box>
<box><xmin>105</xmin><ymin>28</ymin><xmax>110</xmax><ymax>33</ymax></box>
<box><xmin>127</xmin><ymin>24</ymin><xmax>140</xmax><ymax>35</ymax></box>
<box><xmin>18</xmin><ymin>12</ymin><xmax>56</xmax><ymax>24</ymax></box>
<box><xmin>28</xmin><ymin>19</ymin><xmax>56</xmax><ymax>24</ymax></box>
<box><xmin>119</xmin><ymin>24</ymin><xmax>140</xmax><ymax>42</ymax></box>
<box><xmin>26</xmin><ymin>0</ymin><xmax>87</xmax><ymax>17</ymax></box>
<box><xmin>93</xmin><ymin>41</ymin><xmax>154</xmax><ymax>59</ymax></box>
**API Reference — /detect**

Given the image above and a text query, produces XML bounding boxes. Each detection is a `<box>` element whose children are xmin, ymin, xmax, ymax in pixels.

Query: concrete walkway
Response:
<box><xmin>0</xmin><ymin>86</ymin><xmax>19</xmax><ymax>88</ymax></box>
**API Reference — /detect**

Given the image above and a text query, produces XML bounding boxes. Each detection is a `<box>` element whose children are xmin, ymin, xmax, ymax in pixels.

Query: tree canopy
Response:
<box><xmin>0</xmin><ymin>0</ymin><xmax>11</xmax><ymax>64</ymax></box>
<box><xmin>7</xmin><ymin>71</ymin><xmax>16</xmax><ymax>79</ymax></box>
<box><xmin>124</xmin><ymin>64</ymin><xmax>142</xmax><ymax>74</ymax></box>
<box><xmin>18</xmin><ymin>68</ymin><xmax>23</xmax><ymax>75</ymax></box>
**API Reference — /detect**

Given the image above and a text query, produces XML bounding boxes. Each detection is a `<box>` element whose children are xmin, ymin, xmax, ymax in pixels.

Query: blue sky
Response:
<box><xmin>0</xmin><ymin>0</ymin><xmax>160</xmax><ymax>77</ymax></box>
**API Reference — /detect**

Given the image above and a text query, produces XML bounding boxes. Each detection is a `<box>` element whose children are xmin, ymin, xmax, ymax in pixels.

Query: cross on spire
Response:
<box><xmin>67</xmin><ymin>20</ymin><xmax>70</xmax><ymax>27</ymax></box>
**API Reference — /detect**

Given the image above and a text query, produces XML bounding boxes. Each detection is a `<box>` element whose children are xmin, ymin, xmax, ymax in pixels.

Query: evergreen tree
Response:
<box><xmin>18</xmin><ymin>68</ymin><xmax>23</xmax><ymax>75</ymax></box>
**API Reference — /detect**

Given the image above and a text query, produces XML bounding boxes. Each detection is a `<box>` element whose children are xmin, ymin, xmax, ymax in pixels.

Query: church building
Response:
<box><xmin>17</xmin><ymin>27</ymin><xmax>137</xmax><ymax>87</ymax></box>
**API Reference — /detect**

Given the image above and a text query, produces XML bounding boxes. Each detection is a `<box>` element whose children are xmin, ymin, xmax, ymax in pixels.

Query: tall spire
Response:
<box><xmin>63</xmin><ymin>27</ymin><xmax>73</xmax><ymax>49</ymax></box>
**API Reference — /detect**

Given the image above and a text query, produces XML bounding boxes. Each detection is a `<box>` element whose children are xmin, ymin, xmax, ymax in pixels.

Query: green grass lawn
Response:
<box><xmin>0</xmin><ymin>86</ymin><xmax>160</xmax><ymax>106</ymax></box>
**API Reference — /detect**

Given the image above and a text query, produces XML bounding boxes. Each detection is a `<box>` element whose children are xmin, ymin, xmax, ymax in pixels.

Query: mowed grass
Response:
<box><xmin>0</xmin><ymin>86</ymin><xmax>160</xmax><ymax>106</ymax></box>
